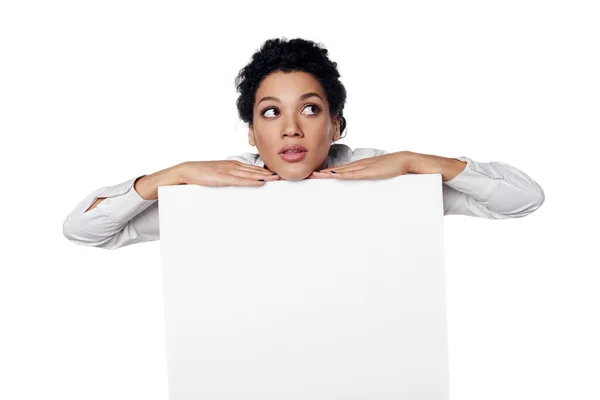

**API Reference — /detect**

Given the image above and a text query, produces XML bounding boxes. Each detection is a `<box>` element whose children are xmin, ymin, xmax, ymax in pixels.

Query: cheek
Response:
<box><xmin>317</xmin><ymin>129</ymin><xmax>333</xmax><ymax>145</ymax></box>
<box><xmin>254</xmin><ymin>133</ymin><xmax>280</xmax><ymax>154</ymax></box>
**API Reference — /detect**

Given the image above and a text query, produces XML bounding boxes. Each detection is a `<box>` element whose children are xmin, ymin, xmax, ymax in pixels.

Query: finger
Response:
<box><xmin>313</xmin><ymin>165</ymin><xmax>365</xmax><ymax>178</ymax></box>
<box><xmin>320</xmin><ymin>169</ymin><xmax>373</xmax><ymax>180</ymax></box>
<box><xmin>232</xmin><ymin>164</ymin><xmax>280</xmax><ymax>179</ymax></box>
<box><xmin>311</xmin><ymin>171</ymin><xmax>333</xmax><ymax>178</ymax></box>
<box><xmin>236</xmin><ymin>167</ymin><xmax>279</xmax><ymax>179</ymax></box>
<box><xmin>220</xmin><ymin>175</ymin><xmax>266</xmax><ymax>187</ymax></box>
<box><xmin>316</xmin><ymin>165</ymin><xmax>347</xmax><ymax>174</ymax></box>
<box><xmin>316</xmin><ymin>159</ymin><xmax>368</xmax><ymax>173</ymax></box>
<box><xmin>228</xmin><ymin>169</ymin><xmax>279</xmax><ymax>182</ymax></box>
<box><xmin>233</xmin><ymin>163</ymin><xmax>278</xmax><ymax>176</ymax></box>
<box><xmin>230</xmin><ymin>160</ymin><xmax>277</xmax><ymax>173</ymax></box>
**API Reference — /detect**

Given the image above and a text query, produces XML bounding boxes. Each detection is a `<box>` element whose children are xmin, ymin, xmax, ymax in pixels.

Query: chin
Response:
<box><xmin>278</xmin><ymin>170</ymin><xmax>312</xmax><ymax>181</ymax></box>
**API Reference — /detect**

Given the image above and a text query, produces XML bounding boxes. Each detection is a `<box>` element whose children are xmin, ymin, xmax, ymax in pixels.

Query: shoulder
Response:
<box><xmin>226</xmin><ymin>152</ymin><xmax>260</xmax><ymax>165</ymax></box>
<box><xmin>328</xmin><ymin>143</ymin><xmax>388</xmax><ymax>165</ymax></box>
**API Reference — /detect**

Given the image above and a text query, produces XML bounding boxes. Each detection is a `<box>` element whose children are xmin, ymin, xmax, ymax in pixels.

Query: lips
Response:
<box><xmin>278</xmin><ymin>144</ymin><xmax>307</xmax><ymax>162</ymax></box>
<box><xmin>279</xmin><ymin>144</ymin><xmax>307</xmax><ymax>154</ymax></box>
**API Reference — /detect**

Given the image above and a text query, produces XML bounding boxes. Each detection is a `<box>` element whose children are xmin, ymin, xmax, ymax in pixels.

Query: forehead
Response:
<box><xmin>255</xmin><ymin>71</ymin><xmax>324</xmax><ymax>100</ymax></box>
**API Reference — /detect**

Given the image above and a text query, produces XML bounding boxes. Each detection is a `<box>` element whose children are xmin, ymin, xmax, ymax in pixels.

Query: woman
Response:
<box><xmin>63</xmin><ymin>37</ymin><xmax>545</xmax><ymax>250</ymax></box>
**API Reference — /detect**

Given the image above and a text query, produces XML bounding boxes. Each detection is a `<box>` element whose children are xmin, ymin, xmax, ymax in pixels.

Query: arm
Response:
<box><xmin>409</xmin><ymin>152</ymin><xmax>545</xmax><ymax>218</ymax></box>
<box><xmin>62</xmin><ymin>163</ymin><xmax>186</xmax><ymax>250</ymax></box>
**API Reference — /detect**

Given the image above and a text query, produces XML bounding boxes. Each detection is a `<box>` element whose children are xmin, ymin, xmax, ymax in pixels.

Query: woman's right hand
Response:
<box><xmin>179</xmin><ymin>160</ymin><xmax>281</xmax><ymax>187</ymax></box>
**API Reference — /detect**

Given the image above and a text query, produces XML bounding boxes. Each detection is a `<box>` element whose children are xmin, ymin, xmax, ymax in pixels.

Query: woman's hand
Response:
<box><xmin>179</xmin><ymin>160</ymin><xmax>280</xmax><ymax>187</ymax></box>
<box><xmin>311</xmin><ymin>151</ymin><xmax>414</xmax><ymax>180</ymax></box>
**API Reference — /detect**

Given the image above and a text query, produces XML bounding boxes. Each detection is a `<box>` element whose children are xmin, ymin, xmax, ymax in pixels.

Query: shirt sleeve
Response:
<box><xmin>442</xmin><ymin>156</ymin><xmax>545</xmax><ymax>218</ymax></box>
<box><xmin>62</xmin><ymin>175</ymin><xmax>159</xmax><ymax>250</ymax></box>
<box><xmin>364</xmin><ymin>148</ymin><xmax>545</xmax><ymax>219</ymax></box>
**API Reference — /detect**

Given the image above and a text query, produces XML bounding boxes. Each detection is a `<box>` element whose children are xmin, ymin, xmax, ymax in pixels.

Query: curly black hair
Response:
<box><xmin>235</xmin><ymin>37</ymin><xmax>348</xmax><ymax>139</ymax></box>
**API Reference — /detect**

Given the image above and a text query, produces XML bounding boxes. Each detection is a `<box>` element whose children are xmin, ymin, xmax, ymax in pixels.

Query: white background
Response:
<box><xmin>1</xmin><ymin>1</ymin><xmax>598</xmax><ymax>399</ymax></box>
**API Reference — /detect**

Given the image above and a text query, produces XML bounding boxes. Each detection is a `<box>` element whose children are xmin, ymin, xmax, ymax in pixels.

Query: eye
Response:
<box><xmin>260</xmin><ymin>104</ymin><xmax>321</xmax><ymax>118</ymax></box>
<box><xmin>302</xmin><ymin>104</ymin><xmax>321</xmax><ymax>115</ymax></box>
<box><xmin>262</xmin><ymin>107</ymin><xmax>279</xmax><ymax>118</ymax></box>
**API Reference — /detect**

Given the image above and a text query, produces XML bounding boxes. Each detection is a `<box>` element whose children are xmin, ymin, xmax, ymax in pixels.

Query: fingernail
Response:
<box><xmin>258</xmin><ymin>179</ymin><xmax>265</xmax><ymax>182</ymax></box>
<box><xmin>331</xmin><ymin>171</ymin><xmax>337</xmax><ymax>174</ymax></box>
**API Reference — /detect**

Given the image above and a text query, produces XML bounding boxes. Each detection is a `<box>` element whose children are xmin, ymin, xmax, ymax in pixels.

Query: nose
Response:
<box><xmin>281</xmin><ymin>115</ymin><xmax>304</xmax><ymax>138</ymax></box>
<box><xmin>282</xmin><ymin>131</ymin><xmax>302</xmax><ymax>138</ymax></box>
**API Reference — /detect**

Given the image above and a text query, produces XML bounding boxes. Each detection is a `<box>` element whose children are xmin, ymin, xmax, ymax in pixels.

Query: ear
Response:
<box><xmin>248</xmin><ymin>125</ymin><xmax>256</xmax><ymax>147</ymax></box>
<box><xmin>332</xmin><ymin>115</ymin><xmax>341</xmax><ymax>142</ymax></box>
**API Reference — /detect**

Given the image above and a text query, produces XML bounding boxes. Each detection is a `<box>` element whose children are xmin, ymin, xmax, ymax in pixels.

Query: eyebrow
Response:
<box><xmin>257</xmin><ymin>92</ymin><xmax>323</xmax><ymax>106</ymax></box>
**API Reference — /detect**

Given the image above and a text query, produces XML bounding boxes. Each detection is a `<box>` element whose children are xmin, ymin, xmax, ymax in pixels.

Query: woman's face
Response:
<box><xmin>248</xmin><ymin>70</ymin><xmax>340</xmax><ymax>181</ymax></box>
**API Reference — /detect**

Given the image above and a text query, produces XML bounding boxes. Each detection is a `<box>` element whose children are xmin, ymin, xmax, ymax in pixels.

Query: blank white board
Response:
<box><xmin>158</xmin><ymin>174</ymin><xmax>449</xmax><ymax>400</ymax></box>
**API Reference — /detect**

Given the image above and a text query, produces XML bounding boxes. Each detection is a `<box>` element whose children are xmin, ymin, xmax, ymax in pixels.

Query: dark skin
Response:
<box><xmin>248</xmin><ymin>70</ymin><xmax>340</xmax><ymax>181</ymax></box>
<box><xmin>248</xmin><ymin>70</ymin><xmax>467</xmax><ymax>183</ymax></box>
<box><xmin>85</xmin><ymin>71</ymin><xmax>465</xmax><ymax>212</ymax></box>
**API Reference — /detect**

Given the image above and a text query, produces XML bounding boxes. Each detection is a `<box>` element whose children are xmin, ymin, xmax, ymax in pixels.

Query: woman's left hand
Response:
<box><xmin>311</xmin><ymin>151</ymin><xmax>414</xmax><ymax>180</ymax></box>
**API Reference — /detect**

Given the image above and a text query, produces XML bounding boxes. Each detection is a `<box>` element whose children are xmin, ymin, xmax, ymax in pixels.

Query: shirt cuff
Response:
<box><xmin>94</xmin><ymin>176</ymin><xmax>157</xmax><ymax>223</ymax></box>
<box><xmin>443</xmin><ymin>156</ymin><xmax>503</xmax><ymax>201</ymax></box>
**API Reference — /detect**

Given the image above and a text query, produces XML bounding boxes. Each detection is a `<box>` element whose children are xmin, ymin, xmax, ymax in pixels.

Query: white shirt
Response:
<box><xmin>63</xmin><ymin>144</ymin><xmax>545</xmax><ymax>250</ymax></box>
